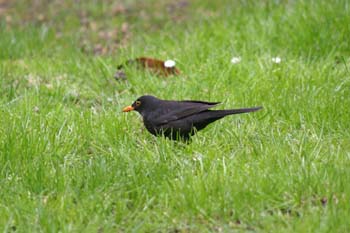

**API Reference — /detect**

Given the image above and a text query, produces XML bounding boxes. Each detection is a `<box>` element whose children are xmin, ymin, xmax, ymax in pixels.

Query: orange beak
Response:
<box><xmin>122</xmin><ymin>105</ymin><xmax>134</xmax><ymax>112</ymax></box>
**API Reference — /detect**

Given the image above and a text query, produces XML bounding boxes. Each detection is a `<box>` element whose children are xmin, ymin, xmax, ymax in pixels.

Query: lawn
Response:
<box><xmin>1</xmin><ymin>0</ymin><xmax>350</xmax><ymax>232</ymax></box>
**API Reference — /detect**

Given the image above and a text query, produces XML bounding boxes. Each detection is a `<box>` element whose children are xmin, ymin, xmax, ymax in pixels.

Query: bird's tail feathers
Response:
<box><xmin>197</xmin><ymin>106</ymin><xmax>262</xmax><ymax>122</ymax></box>
<box><xmin>220</xmin><ymin>106</ymin><xmax>262</xmax><ymax>115</ymax></box>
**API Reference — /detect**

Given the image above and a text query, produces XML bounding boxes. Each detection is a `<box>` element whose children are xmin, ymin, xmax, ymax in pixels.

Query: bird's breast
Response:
<box><xmin>143</xmin><ymin>118</ymin><xmax>158</xmax><ymax>135</ymax></box>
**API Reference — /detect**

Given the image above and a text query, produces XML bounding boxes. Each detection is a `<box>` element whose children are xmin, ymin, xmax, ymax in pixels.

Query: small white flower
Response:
<box><xmin>33</xmin><ymin>106</ymin><xmax>40</xmax><ymax>113</ymax></box>
<box><xmin>164</xmin><ymin>59</ymin><xmax>176</xmax><ymax>68</ymax></box>
<box><xmin>45</xmin><ymin>83</ymin><xmax>53</xmax><ymax>89</ymax></box>
<box><xmin>192</xmin><ymin>152</ymin><xmax>203</xmax><ymax>162</ymax></box>
<box><xmin>272</xmin><ymin>57</ymin><xmax>281</xmax><ymax>63</ymax></box>
<box><xmin>230</xmin><ymin>56</ymin><xmax>241</xmax><ymax>64</ymax></box>
<box><xmin>91</xmin><ymin>106</ymin><xmax>97</xmax><ymax>115</ymax></box>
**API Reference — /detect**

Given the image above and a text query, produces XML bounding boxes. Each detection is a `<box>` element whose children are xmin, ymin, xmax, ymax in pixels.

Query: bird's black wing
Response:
<box><xmin>154</xmin><ymin>100</ymin><xmax>220</xmax><ymax>125</ymax></box>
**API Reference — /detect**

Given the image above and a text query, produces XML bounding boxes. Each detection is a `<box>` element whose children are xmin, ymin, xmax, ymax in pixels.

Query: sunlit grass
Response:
<box><xmin>1</xmin><ymin>0</ymin><xmax>350</xmax><ymax>232</ymax></box>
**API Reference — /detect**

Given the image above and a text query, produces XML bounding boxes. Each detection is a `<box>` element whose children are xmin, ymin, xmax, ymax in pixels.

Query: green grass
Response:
<box><xmin>1</xmin><ymin>0</ymin><xmax>350</xmax><ymax>232</ymax></box>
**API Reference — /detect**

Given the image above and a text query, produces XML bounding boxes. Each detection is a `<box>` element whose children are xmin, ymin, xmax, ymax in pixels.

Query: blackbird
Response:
<box><xmin>123</xmin><ymin>95</ymin><xmax>262</xmax><ymax>141</ymax></box>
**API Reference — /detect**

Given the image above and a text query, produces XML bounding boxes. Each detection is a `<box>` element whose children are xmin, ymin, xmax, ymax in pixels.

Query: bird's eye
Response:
<box><xmin>135</xmin><ymin>100</ymin><xmax>141</xmax><ymax>106</ymax></box>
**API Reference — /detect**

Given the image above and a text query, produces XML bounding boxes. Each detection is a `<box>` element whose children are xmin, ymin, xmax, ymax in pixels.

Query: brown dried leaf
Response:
<box><xmin>117</xmin><ymin>57</ymin><xmax>181</xmax><ymax>77</ymax></box>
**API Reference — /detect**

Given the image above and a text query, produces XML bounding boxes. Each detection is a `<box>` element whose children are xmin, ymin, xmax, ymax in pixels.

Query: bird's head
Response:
<box><xmin>122</xmin><ymin>95</ymin><xmax>159</xmax><ymax>115</ymax></box>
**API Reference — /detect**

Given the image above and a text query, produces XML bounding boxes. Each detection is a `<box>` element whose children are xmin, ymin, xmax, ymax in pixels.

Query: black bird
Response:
<box><xmin>123</xmin><ymin>95</ymin><xmax>262</xmax><ymax>141</ymax></box>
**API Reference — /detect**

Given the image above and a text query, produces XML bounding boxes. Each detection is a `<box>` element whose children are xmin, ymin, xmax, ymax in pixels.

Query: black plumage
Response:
<box><xmin>123</xmin><ymin>95</ymin><xmax>262</xmax><ymax>140</ymax></box>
